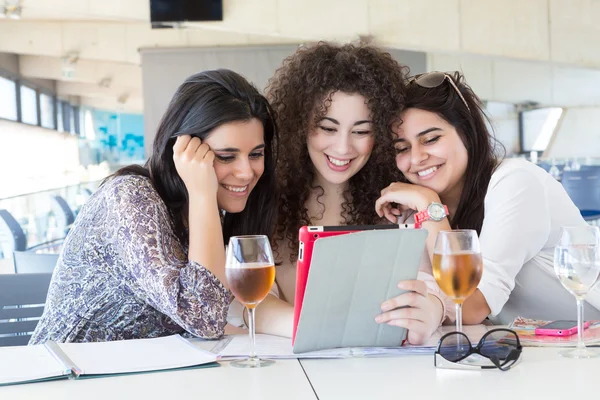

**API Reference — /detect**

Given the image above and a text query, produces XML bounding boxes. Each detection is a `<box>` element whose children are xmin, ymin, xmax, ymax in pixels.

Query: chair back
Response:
<box><xmin>0</xmin><ymin>209</ymin><xmax>27</xmax><ymax>257</ymax></box>
<box><xmin>562</xmin><ymin>169</ymin><xmax>600</xmax><ymax>218</ymax></box>
<box><xmin>13</xmin><ymin>251</ymin><xmax>59</xmax><ymax>274</ymax></box>
<box><xmin>580</xmin><ymin>165</ymin><xmax>600</xmax><ymax>172</ymax></box>
<box><xmin>0</xmin><ymin>273</ymin><xmax>52</xmax><ymax>346</ymax></box>
<box><xmin>538</xmin><ymin>162</ymin><xmax>552</xmax><ymax>172</ymax></box>
<box><xmin>50</xmin><ymin>195</ymin><xmax>75</xmax><ymax>234</ymax></box>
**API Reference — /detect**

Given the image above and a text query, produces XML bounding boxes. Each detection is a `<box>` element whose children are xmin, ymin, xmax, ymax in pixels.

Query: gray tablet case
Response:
<box><xmin>293</xmin><ymin>228</ymin><xmax>427</xmax><ymax>353</ymax></box>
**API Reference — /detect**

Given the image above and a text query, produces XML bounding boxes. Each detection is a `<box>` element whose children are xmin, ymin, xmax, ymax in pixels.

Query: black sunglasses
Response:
<box><xmin>408</xmin><ymin>71</ymin><xmax>471</xmax><ymax>112</ymax></box>
<box><xmin>434</xmin><ymin>328</ymin><xmax>522</xmax><ymax>371</ymax></box>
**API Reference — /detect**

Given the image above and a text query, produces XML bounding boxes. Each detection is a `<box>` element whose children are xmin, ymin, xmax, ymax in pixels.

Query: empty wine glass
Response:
<box><xmin>549</xmin><ymin>159</ymin><xmax>561</xmax><ymax>180</ymax></box>
<box><xmin>554</xmin><ymin>226</ymin><xmax>600</xmax><ymax>358</ymax></box>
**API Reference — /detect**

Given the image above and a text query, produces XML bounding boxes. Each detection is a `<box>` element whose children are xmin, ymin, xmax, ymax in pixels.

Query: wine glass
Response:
<box><xmin>432</xmin><ymin>230</ymin><xmax>483</xmax><ymax>333</ymax></box>
<box><xmin>554</xmin><ymin>226</ymin><xmax>600</xmax><ymax>358</ymax></box>
<box><xmin>225</xmin><ymin>235</ymin><xmax>276</xmax><ymax>368</ymax></box>
<box><xmin>549</xmin><ymin>159</ymin><xmax>561</xmax><ymax>180</ymax></box>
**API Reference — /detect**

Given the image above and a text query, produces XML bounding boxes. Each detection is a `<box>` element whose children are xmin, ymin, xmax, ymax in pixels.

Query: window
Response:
<box><xmin>40</xmin><ymin>93</ymin><xmax>55</xmax><ymax>129</ymax></box>
<box><xmin>62</xmin><ymin>102</ymin><xmax>72</xmax><ymax>133</ymax></box>
<box><xmin>20</xmin><ymin>85</ymin><xmax>38</xmax><ymax>125</ymax></box>
<box><xmin>0</xmin><ymin>76</ymin><xmax>17</xmax><ymax>121</ymax></box>
<box><xmin>72</xmin><ymin>106</ymin><xmax>81</xmax><ymax>135</ymax></box>
<box><xmin>56</xmin><ymin>101</ymin><xmax>64</xmax><ymax>132</ymax></box>
<box><xmin>520</xmin><ymin>108</ymin><xmax>563</xmax><ymax>153</ymax></box>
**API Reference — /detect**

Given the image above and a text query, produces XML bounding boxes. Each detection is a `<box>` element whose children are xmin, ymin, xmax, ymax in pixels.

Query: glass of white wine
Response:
<box><xmin>225</xmin><ymin>235</ymin><xmax>276</xmax><ymax>368</ymax></box>
<box><xmin>554</xmin><ymin>226</ymin><xmax>600</xmax><ymax>358</ymax></box>
<box><xmin>432</xmin><ymin>230</ymin><xmax>483</xmax><ymax>333</ymax></box>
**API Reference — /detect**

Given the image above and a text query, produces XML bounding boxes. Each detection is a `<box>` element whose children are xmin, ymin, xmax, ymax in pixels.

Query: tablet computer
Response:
<box><xmin>293</xmin><ymin>224</ymin><xmax>404</xmax><ymax>343</ymax></box>
<box><xmin>293</xmin><ymin>224</ymin><xmax>423</xmax><ymax>352</ymax></box>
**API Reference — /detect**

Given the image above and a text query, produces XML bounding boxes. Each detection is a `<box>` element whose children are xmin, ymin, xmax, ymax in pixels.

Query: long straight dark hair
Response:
<box><xmin>111</xmin><ymin>69</ymin><xmax>279</xmax><ymax>244</ymax></box>
<box><xmin>404</xmin><ymin>72</ymin><xmax>505</xmax><ymax>234</ymax></box>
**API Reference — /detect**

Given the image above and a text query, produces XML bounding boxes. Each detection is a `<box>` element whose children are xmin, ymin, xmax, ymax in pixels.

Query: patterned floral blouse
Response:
<box><xmin>30</xmin><ymin>174</ymin><xmax>232</xmax><ymax>344</ymax></box>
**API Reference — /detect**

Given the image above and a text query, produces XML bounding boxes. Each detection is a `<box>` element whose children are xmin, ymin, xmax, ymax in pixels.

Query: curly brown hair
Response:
<box><xmin>266</xmin><ymin>42</ymin><xmax>409</xmax><ymax>262</ymax></box>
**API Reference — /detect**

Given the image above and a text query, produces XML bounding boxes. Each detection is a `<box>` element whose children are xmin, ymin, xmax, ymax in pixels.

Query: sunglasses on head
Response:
<box><xmin>434</xmin><ymin>328</ymin><xmax>522</xmax><ymax>371</ymax></box>
<box><xmin>408</xmin><ymin>71</ymin><xmax>471</xmax><ymax>112</ymax></box>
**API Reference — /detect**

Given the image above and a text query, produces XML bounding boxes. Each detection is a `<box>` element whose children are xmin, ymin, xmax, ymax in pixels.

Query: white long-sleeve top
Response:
<box><xmin>415</xmin><ymin>158</ymin><xmax>600</xmax><ymax>323</ymax></box>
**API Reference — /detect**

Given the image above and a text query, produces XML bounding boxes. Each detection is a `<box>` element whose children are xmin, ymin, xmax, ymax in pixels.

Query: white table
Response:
<box><xmin>300</xmin><ymin>347</ymin><xmax>600</xmax><ymax>399</ymax></box>
<box><xmin>3</xmin><ymin>346</ymin><xmax>599</xmax><ymax>399</ymax></box>
<box><xmin>0</xmin><ymin>359</ymin><xmax>317</xmax><ymax>400</ymax></box>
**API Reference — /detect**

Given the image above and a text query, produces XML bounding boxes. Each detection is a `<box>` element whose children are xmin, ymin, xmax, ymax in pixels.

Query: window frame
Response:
<box><xmin>0</xmin><ymin>67</ymin><xmax>81</xmax><ymax>134</ymax></box>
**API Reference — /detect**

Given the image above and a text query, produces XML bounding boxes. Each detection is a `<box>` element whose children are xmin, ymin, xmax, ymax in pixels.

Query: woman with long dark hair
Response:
<box><xmin>376</xmin><ymin>71</ymin><xmax>596</xmax><ymax>325</ymax></box>
<box><xmin>30</xmin><ymin>69</ymin><xmax>278</xmax><ymax>344</ymax></box>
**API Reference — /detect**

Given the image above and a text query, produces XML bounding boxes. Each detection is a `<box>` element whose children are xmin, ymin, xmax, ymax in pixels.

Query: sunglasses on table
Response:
<box><xmin>408</xmin><ymin>71</ymin><xmax>471</xmax><ymax>112</ymax></box>
<box><xmin>434</xmin><ymin>328</ymin><xmax>522</xmax><ymax>371</ymax></box>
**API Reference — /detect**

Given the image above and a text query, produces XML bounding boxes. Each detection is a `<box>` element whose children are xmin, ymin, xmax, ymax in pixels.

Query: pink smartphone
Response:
<box><xmin>534</xmin><ymin>320</ymin><xmax>591</xmax><ymax>336</ymax></box>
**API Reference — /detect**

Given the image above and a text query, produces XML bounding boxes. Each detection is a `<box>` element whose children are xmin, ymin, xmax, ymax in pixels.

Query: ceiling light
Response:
<box><xmin>2</xmin><ymin>1</ymin><xmax>22</xmax><ymax>19</ymax></box>
<box><xmin>117</xmin><ymin>93</ymin><xmax>129</xmax><ymax>104</ymax></box>
<box><xmin>62</xmin><ymin>51</ymin><xmax>79</xmax><ymax>79</ymax></box>
<box><xmin>98</xmin><ymin>77</ymin><xmax>112</xmax><ymax>89</ymax></box>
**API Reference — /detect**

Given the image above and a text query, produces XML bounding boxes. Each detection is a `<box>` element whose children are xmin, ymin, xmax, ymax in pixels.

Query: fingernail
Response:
<box><xmin>397</xmin><ymin>282</ymin><xmax>407</xmax><ymax>289</ymax></box>
<box><xmin>375</xmin><ymin>315</ymin><xmax>382</xmax><ymax>323</ymax></box>
<box><xmin>381</xmin><ymin>303</ymin><xmax>390</xmax><ymax>312</ymax></box>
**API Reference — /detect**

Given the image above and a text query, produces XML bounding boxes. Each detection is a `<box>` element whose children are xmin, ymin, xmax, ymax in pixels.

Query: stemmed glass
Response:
<box><xmin>554</xmin><ymin>226</ymin><xmax>600</xmax><ymax>358</ymax></box>
<box><xmin>432</xmin><ymin>230</ymin><xmax>484</xmax><ymax>333</ymax></box>
<box><xmin>225</xmin><ymin>235</ymin><xmax>276</xmax><ymax>368</ymax></box>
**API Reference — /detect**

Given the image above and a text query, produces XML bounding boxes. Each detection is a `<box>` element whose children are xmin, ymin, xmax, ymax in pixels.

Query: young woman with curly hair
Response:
<box><xmin>243</xmin><ymin>42</ymin><xmax>447</xmax><ymax>344</ymax></box>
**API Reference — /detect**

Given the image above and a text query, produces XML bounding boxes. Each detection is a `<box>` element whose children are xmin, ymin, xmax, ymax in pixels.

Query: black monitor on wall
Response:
<box><xmin>150</xmin><ymin>0</ymin><xmax>223</xmax><ymax>24</ymax></box>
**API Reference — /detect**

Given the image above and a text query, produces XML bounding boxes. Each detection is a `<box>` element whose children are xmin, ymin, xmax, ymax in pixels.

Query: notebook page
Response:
<box><xmin>0</xmin><ymin>344</ymin><xmax>67</xmax><ymax>385</ymax></box>
<box><xmin>58</xmin><ymin>335</ymin><xmax>217</xmax><ymax>375</ymax></box>
<box><xmin>214</xmin><ymin>334</ymin><xmax>353</xmax><ymax>359</ymax></box>
<box><xmin>214</xmin><ymin>326</ymin><xmax>489</xmax><ymax>359</ymax></box>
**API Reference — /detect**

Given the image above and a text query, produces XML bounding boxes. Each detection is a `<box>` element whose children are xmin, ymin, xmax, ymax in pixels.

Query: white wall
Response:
<box><xmin>0</xmin><ymin>120</ymin><xmax>81</xmax><ymax>198</ymax></box>
<box><xmin>6</xmin><ymin>0</ymin><xmax>600</xmax><ymax>69</ymax></box>
<box><xmin>0</xmin><ymin>53</ymin><xmax>18</xmax><ymax>77</ymax></box>
<box><xmin>545</xmin><ymin>107</ymin><xmax>600</xmax><ymax>158</ymax></box>
<box><xmin>485</xmin><ymin>102</ymin><xmax>519</xmax><ymax>156</ymax></box>
<box><xmin>140</xmin><ymin>46</ymin><xmax>427</xmax><ymax>156</ymax></box>
<box><xmin>428</xmin><ymin>53</ymin><xmax>600</xmax><ymax>107</ymax></box>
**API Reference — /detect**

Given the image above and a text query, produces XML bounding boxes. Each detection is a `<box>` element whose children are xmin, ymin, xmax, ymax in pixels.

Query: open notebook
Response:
<box><xmin>0</xmin><ymin>335</ymin><xmax>219</xmax><ymax>386</ymax></box>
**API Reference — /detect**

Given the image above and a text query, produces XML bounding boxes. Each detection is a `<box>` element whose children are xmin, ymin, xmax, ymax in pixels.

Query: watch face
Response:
<box><xmin>429</xmin><ymin>203</ymin><xmax>445</xmax><ymax>220</ymax></box>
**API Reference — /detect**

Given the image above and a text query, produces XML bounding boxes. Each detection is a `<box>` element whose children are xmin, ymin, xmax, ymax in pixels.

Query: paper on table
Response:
<box><xmin>0</xmin><ymin>345</ymin><xmax>69</xmax><ymax>385</ymax></box>
<box><xmin>211</xmin><ymin>325</ymin><xmax>490</xmax><ymax>360</ymax></box>
<box><xmin>508</xmin><ymin>316</ymin><xmax>600</xmax><ymax>347</ymax></box>
<box><xmin>210</xmin><ymin>334</ymin><xmax>352</xmax><ymax>359</ymax></box>
<box><xmin>58</xmin><ymin>335</ymin><xmax>217</xmax><ymax>375</ymax></box>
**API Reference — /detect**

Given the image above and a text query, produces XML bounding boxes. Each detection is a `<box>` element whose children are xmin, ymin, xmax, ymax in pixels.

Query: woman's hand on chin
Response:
<box><xmin>375</xmin><ymin>182</ymin><xmax>440</xmax><ymax>223</ymax></box>
<box><xmin>375</xmin><ymin>280</ymin><xmax>443</xmax><ymax>345</ymax></box>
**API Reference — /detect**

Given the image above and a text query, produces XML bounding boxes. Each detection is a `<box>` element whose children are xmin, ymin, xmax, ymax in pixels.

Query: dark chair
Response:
<box><xmin>50</xmin><ymin>195</ymin><xmax>75</xmax><ymax>235</ymax></box>
<box><xmin>538</xmin><ymin>162</ymin><xmax>552</xmax><ymax>172</ymax></box>
<box><xmin>562</xmin><ymin>169</ymin><xmax>600</xmax><ymax>221</ymax></box>
<box><xmin>0</xmin><ymin>273</ymin><xmax>53</xmax><ymax>346</ymax></box>
<box><xmin>580</xmin><ymin>165</ymin><xmax>600</xmax><ymax>172</ymax></box>
<box><xmin>13</xmin><ymin>251</ymin><xmax>59</xmax><ymax>274</ymax></box>
<box><xmin>0</xmin><ymin>209</ymin><xmax>27</xmax><ymax>258</ymax></box>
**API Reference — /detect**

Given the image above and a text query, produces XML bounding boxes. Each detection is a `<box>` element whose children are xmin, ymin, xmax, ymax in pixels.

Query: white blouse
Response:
<box><xmin>418</xmin><ymin>158</ymin><xmax>600</xmax><ymax>323</ymax></box>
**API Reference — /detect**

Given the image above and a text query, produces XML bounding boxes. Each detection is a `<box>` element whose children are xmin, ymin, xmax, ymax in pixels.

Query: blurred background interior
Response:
<box><xmin>1</xmin><ymin>0</ymin><xmax>600</xmax><ymax>274</ymax></box>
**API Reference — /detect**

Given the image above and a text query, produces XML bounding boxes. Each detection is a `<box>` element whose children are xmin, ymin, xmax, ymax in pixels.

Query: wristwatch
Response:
<box><xmin>414</xmin><ymin>202</ymin><xmax>449</xmax><ymax>228</ymax></box>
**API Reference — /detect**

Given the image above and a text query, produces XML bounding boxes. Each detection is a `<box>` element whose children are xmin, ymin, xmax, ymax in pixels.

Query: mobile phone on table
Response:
<box><xmin>534</xmin><ymin>320</ymin><xmax>591</xmax><ymax>336</ymax></box>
